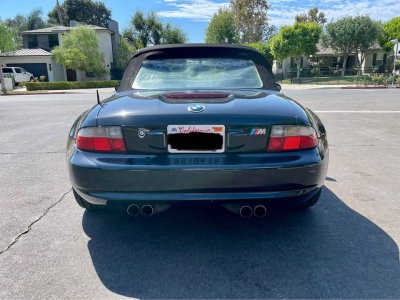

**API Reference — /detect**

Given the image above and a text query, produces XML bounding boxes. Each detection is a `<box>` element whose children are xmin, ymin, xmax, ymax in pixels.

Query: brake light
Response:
<box><xmin>166</xmin><ymin>93</ymin><xmax>229</xmax><ymax>99</ymax></box>
<box><xmin>267</xmin><ymin>125</ymin><xmax>318</xmax><ymax>152</ymax></box>
<box><xmin>76</xmin><ymin>127</ymin><xmax>126</xmax><ymax>152</ymax></box>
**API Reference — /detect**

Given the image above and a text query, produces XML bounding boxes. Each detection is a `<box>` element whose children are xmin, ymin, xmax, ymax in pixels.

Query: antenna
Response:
<box><xmin>96</xmin><ymin>90</ymin><xmax>100</xmax><ymax>105</ymax></box>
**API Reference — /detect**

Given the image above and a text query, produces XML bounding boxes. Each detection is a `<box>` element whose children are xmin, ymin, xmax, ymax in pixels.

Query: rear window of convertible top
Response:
<box><xmin>132</xmin><ymin>59</ymin><xmax>263</xmax><ymax>89</ymax></box>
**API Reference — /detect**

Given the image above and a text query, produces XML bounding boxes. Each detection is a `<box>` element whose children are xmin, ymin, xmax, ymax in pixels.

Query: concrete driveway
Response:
<box><xmin>0</xmin><ymin>89</ymin><xmax>400</xmax><ymax>299</ymax></box>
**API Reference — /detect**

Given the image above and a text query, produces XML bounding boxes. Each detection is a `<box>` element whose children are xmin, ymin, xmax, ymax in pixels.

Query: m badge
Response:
<box><xmin>250</xmin><ymin>128</ymin><xmax>266</xmax><ymax>135</ymax></box>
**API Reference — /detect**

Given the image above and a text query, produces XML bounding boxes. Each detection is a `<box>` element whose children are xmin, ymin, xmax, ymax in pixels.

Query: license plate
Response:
<box><xmin>167</xmin><ymin>125</ymin><xmax>225</xmax><ymax>153</ymax></box>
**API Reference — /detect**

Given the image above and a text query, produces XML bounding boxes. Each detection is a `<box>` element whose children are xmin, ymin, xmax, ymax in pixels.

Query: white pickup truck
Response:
<box><xmin>2</xmin><ymin>67</ymin><xmax>34</xmax><ymax>86</ymax></box>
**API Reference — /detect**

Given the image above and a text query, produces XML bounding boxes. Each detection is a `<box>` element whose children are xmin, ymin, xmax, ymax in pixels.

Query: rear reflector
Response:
<box><xmin>76</xmin><ymin>126</ymin><xmax>126</xmax><ymax>152</ymax></box>
<box><xmin>166</xmin><ymin>93</ymin><xmax>229</xmax><ymax>99</ymax></box>
<box><xmin>267</xmin><ymin>126</ymin><xmax>318</xmax><ymax>152</ymax></box>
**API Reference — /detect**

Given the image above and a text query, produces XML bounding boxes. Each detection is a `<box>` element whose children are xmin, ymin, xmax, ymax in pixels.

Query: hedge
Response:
<box><xmin>24</xmin><ymin>80</ymin><xmax>121</xmax><ymax>91</ymax></box>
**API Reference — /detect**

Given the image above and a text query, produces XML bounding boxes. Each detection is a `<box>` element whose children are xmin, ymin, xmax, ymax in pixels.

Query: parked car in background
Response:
<box><xmin>2</xmin><ymin>67</ymin><xmax>34</xmax><ymax>86</ymax></box>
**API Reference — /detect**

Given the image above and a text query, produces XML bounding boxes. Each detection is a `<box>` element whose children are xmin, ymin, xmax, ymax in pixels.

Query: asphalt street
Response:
<box><xmin>0</xmin><ymin>88</ymin><xmax>400</xmax><ymax>299</ymax></box>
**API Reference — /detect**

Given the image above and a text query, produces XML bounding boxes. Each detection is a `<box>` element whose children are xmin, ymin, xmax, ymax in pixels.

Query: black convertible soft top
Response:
<box><xmin>117</xmin><ymin>44</ymin><xmax>277</xmax><ymax>92</ymax></box>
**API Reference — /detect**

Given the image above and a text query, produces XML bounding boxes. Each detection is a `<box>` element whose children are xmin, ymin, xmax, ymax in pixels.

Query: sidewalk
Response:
<box><xmin>280</xmin><ymin>84</ymin><xmax>348</xmax><ymax>90</ymax></box>
<box><xmin>2</xmin><ymin>85</ymin><xmax>398</xmax><ymax>96</ymax></box>
<box><xmin>1</xmin><ymin>87</ymin><xmax>116</xmax><ymax>95</ymax></box>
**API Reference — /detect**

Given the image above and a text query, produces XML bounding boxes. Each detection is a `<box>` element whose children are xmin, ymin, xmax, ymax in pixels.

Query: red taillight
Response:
<box><xmin>76</xmin><ymin>127</ymin><xmax>126</xmax><ymax>152</ymax></box>
<box><xmin>165</xmin><ymin>93</ymin><xmax>229</xmax><ymax>99</ymax></box>
<box><xmin>267</xmin><ymin>126</ymin><xmax>318</xmax><ymax>152</ymax></box>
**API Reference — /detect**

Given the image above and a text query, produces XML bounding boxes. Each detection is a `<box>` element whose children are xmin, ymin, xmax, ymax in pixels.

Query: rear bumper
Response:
<box><xmin>68</xmin><ymin>137</ymin><xmax>328</xmax><ymax>207</ymax></box>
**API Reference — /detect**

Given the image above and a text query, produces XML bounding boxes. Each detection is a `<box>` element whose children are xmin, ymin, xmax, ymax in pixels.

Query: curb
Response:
<box><xmin>342</xmin><ymin>86</ymin><xmax>400</xmax><ymax>90</ymax></box>
<box><xmin>1</xmin><ymin>92</ymin><xmax>66</xmax><ymax>96</ymax></box>
<box><xmin>342</xmin><ymin>86</ymin><xmax>400</xmax><ymax>89</ymax></box>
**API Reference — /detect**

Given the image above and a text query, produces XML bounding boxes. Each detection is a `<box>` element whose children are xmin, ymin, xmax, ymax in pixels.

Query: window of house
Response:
<box><xmin>27</xmin><ymin>35</ymin><xmax>38</xmax><ymax>48</ymax></box>
<box><xmin>48</xmin><ymin>35</ymin><xmax>59</xmax><ymax>48</ymax></box>
<box><xmin>86</xmin><ymin>72</ymin><xmax>95</xmax><ymax>78</ymax></box>
<box><xmin>291</xmin><ymin>57</ymin><xmax>304</xmax><ymax>67</ymax></box>
<box><xmin>376</xmin><ymin>53</ymin><xmax>384</xmax><ymax>65</ymax></box>
<box><xmin>333</xmin><ymin>57</ymin><xmax>341</xmax><ymax>63</ymax></box>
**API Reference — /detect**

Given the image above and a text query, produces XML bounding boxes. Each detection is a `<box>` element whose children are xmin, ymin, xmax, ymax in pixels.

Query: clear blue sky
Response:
<box><xmin>1</xmin><ymin>0</ymin><xmax>400</xmax><ymax>43</ymax></box>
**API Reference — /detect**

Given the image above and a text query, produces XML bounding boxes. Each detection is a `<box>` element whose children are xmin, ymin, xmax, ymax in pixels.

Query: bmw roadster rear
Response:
<box><xmin>67</xmin><ymin>44</ymin><xmax>328</xmax><ymax>218</ymax></box>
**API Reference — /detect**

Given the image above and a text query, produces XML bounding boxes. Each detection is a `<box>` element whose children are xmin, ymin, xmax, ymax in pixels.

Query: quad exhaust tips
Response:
<box><xmin>141</xmin><ymin>205</ymin><xmax>154</xmax><ymax>217</ymax></box>
<box><xmin>254</xmin><ymin>205</ymin><xmax>267</xmax><ymax>218</ymax></box>
<box><xmin>127</xmin><ymin>204</ymin><xmax>140</xmax><ymax>217</ymax></box>
<box><xmin>240</xmin><ymin>205</ymin><xmax>253</xmax><ymax>218</ymax></box>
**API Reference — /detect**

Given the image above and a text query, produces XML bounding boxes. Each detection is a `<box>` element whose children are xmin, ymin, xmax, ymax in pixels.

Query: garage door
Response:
<box><xmin>6</xmin><ymin>63</ymin><xmax>49</xmax><ymax>82</ymax></box>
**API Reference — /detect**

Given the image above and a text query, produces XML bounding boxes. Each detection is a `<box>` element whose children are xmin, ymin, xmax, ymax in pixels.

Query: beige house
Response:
<box><xmin>274</xmin><ymin>43</ymin><xmax>395</xmax><ymax>78</ymax></box>
<box><xmin>0</xmin><ymin>20</ymin><xmax>120</xmax><ymax>82</ymax></box>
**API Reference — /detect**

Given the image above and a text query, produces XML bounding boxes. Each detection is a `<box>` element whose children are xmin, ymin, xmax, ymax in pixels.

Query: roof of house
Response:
<box><xmin>0</xmin><ymin>48</ymin><xmax>53</xmax><ymax>57</ymax></box>
<box><xmin>316</xmin><ymin>42</ymin><xmax>383</xmax><ymax>55</ymax></box>
<box><xmin>20</xmin><ymin>25</ymin><xmax>113</xmax><ymax>35</ymax></box>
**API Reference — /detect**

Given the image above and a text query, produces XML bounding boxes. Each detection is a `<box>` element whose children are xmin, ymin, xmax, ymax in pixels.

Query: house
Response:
<box><xmin>0</xmin><ymin>20</ymin><xmax>120</xmax><ymax>82</ymax></box>
<box><xmin>274</xmin><ymin>43</ymin><xmax>395</xmax><ymax>78</ymax></box>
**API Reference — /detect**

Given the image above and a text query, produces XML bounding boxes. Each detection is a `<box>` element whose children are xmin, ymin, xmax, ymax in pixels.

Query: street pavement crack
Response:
<box><xmin>0</xmin><ymin>188</ymin><xmax>72</xmax><ymax>255</ymax></box>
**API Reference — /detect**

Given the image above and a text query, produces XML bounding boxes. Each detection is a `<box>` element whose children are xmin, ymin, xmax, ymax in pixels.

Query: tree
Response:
<box><xmin>51</xmin><ymin>25</ymin><xmax>107</xmax><ymax>78</ymax></box>
<box><xmin>5</xmin><ymin>8</ymin><xmax>53</xmax><ymax>49</ymax></box>
<box><xmin>379</xmin><ymin>17</ymin><xmax>400</xmax><ymax>52</ymax></box>
<box><xmin>230</xmin><ymin>0</ymin><xmax>276</xmax><ymax>43</ymax></box>
<box><xmin>323</xmin><ymin>16</ymin><xmax>359</xmax><ymax>77</ymax></box>
<box><xmin>48</xmin><ymin>0</ymin><xmax>112</xmax><ymax>28</ymax></box>
<box><xmin>205</xmin><ymin>7</ymin><xmax>238</xmax><ymax>44</ymax></box>
<box><xmin>162</xmin><ymin>23</ymin><xmax>189</xmax><ymax>44</ymax></box>
<box><xmin>122</xmin><ymin>10</ymin><xmax>188</xmax><ymax>49</ymax></box>
<box><xmin>0</xmin><ymin>19</ymin><xmax>17</xmax><ymax>53</ymax></box>
<box><xmin>295</xmin><ymin>7</ymin><xmax>327</xmax><ymax>26</ymax></box>
<box><xmin>271</xmin><ymin>22</ymin><xmax>322</xmax><ymax>78</ymax></box>
<box><xmin>115</xmin><ymin>38</ymin><xmax>135</xmax><ymax>70</ymax></box>
<box><xmin>353</xmin><ymin>15</ymin><xmax>383</xmax><ymax>74</ymax></box>
<box><xmin>25</xmin><ymin>8</ymin><xmax>48</xmax><ymax>30</ymax></box>
<box><xmin>244</xmin><ymin>42</ymin><xmax>273</xmax><ymax>64</ymax></box>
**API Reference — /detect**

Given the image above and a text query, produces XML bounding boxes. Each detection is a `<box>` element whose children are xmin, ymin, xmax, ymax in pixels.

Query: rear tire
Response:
<box><xmin>73</xmin><ymin>189</ymin><xmax>97</xmax><ymax>210</ymax></box>
<box><xmin>295</xmin><ymin>188</ymin><xmax>322</xmax><ymax>209</ymax></box>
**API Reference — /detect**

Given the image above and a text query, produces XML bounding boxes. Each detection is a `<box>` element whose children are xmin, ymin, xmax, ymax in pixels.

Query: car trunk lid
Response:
<box><xmin>97</xmin><ymin>89</ymin><xmax>296</xmax><ymax>153</ymax></box>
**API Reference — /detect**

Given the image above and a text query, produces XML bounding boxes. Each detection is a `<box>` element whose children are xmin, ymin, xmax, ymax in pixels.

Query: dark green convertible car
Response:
<box><xmin>67</xmin><ymin>44</ymin><xmax>329</xmax><ymax>218</ymax></box>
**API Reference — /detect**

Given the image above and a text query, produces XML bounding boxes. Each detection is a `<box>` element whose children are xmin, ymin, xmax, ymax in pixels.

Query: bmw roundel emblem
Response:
<box><xmin>188</xmin><ymin>104</ymin><xmax>205</xmax><ymax>113</ymax></box>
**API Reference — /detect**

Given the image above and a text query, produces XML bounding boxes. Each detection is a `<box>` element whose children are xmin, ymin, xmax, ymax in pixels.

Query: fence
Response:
<box><xmin>274</xmin><ymin>67</ymin><xmax>397</xmax><ymax>85</ymax></box>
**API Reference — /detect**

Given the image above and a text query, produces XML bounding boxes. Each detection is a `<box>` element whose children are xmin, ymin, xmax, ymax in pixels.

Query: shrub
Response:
<box><xmin>384</xmin><ymin>75</ymin><xmax>396</xmax><ymax>86</ymax></box>
<box><xmin>39</xmin><ymin>76</ymin><xmax>46</xmax><ymax>82</ymax></box>
<box><xmin>25</xmin><ymin>80</ymin><xmax>121</xmax><ymax>91</ymax></box>
<box><xmin>359</xmin><ymin>77</ymin><xmax>371</xmax><ymax>86</ymax></box>
<box><xmin>370</xmin><ymin>74</ymin><xmax>384</xmax><ymax>86</ymax></box>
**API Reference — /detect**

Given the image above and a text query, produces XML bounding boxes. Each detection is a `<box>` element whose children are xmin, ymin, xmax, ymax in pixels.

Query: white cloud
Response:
<box><xmin>157</xmin><ymin>0</ymin><xmax>400</xmax><ymax>27</ymax></box>
<box><xmin>269</xmin><ymin>0</ymin><xmax>400</xmax><ymax>27</ymax></box>
<box><xmin>158</xmin><ymin>0</ymin><xmax>230</xmax><ymax>22</ymax></box>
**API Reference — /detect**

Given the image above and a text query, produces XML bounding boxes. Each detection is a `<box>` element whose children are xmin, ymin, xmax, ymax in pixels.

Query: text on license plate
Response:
<box><xmin>167</xmin><ymin>125</ymin><xmax>225</xmax><ymax>153</ymax></box>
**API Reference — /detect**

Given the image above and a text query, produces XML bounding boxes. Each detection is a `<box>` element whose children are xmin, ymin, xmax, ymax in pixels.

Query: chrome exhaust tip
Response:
<box><xmin>239</xmin><ymin>205</ymin><xmax>253</xmax><ymax>218</ymax></box>
<box><xmin>127</xmin><ymin>204</ymin><xmax>140</xmax><ymax>217</ymax></box>
<box><xmin>254</xmin><ymin>205</ymin><xmax>267</xmax><ymax>218</ymax></box>
<box><xmin>141</xmin><ymin>205</ymin><xmax>154</xmax><ymax>217</ymax></box>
